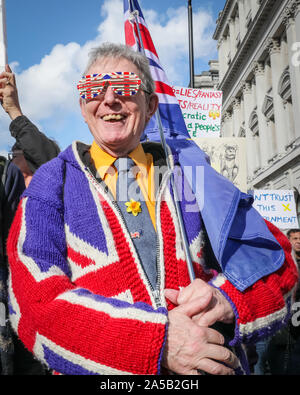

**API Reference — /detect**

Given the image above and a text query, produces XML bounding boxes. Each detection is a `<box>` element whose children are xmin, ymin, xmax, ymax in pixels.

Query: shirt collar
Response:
<box><xmin>90</xmin><ymin>141</ymin><xmax>148</xmax><ymax>178</ymax></box>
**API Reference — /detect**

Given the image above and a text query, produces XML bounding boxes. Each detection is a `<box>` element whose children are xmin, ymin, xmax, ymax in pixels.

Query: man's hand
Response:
<box><xmin>162</xmin><ymin>308</ymin><xmax>238</xmax><ymax>375</ymax></box>
<box><xmin>165</xmin><ymin>278</ymin><xmax>235</xmax><ymax>327</ymax></box>
<box><xmin>0</xmin><ymin>64</ymin><xmax>23</xmax><ymax>120</ymax></box>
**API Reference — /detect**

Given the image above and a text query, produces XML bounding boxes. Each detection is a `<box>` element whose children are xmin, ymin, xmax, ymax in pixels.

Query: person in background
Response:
<box><xmin>287</xmin><ymin>229</ymin><xmax>300</xmax><ymax>269</ymax></box>
<box><xmin>286</xmin><ymin>229</ymin><xmax>300</xmax><ymax>374</ymax></box>
<box><xmin>0</xmin><ymin>65</ymin><xmax>60</xmax><ymax>374</ymax></box>
<box><xmin>0</xmin><ymin>65</ymin><xmax>60</xmax><ymax>187</ymax></box>
<box><xmin>0</xmin><ymin>156</ymin><xmax>25</xmax><ymax>374</ymax></box>
<box><xmin>253</xmin><ymin>228</ymin><xmax>300</xmax><ymax>375</ymax></box>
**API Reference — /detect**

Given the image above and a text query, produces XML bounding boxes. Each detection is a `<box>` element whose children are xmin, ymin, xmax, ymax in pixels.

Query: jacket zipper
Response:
<box><xmin>85</xmin><ymin>166</ymin><xmax>163</xmax><ymax>309</ymax></box>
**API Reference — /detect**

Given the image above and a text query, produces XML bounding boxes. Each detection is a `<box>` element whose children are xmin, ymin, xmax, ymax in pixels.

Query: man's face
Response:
<box><xmin>289</xmin><ymin>232</ymin><xmax>300</xmax><ymax>254</ymax></box>
<box><xmin>80</xmin><ymin>57</ymin><xmax>158</xmax><ymax>157</ymax></box>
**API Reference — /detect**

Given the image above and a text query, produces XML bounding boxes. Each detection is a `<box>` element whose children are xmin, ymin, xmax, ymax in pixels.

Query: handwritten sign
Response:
<box><xmin>0</xmin><ymin>0</ymin><xmax>7</xmax><ymax>71</ymax></box>
<box><xmin>172</xmin><ymin>86</ymin><xmax>222</xmax><ymax>138</ymax></box>
<box><xmin>253</xmin><ymin>190</ymin><xmax>299</xmax><ymax>229</ymax></box>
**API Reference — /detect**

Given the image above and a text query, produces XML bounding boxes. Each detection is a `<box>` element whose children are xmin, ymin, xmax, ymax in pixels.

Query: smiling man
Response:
<box><xmin>6</xmin><ymin>43</ymin><xmax>298</xmax><ymax>376</ymax></box>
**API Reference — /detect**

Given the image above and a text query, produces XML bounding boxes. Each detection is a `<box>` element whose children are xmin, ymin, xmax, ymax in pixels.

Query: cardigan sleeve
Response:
<box><xmin>9</xmin><ymin>115</ymin><xmax>60</xmax><ymax>173</ymax></box>
<box><xmin>7</xmin><ymin>196</ymin><xmax>168</xmax><ymax>375</ymax></box>
<box><xmin>210</xmin><ymin>220</ymin><xmax>299</xmax><ymax>346</ymax></box>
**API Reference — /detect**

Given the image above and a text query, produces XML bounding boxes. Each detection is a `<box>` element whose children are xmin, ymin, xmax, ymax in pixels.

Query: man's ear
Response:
<box><xmin>146</xmin><ymin>93</ymin><xmax>159</xmax><ymax>121</ymax></box>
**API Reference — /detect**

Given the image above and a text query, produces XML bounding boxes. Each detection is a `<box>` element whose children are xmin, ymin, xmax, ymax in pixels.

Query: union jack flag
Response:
<box><xmin>77</xmin><ymin>72</ymin><xmax>141</xmax><ymax>99</ymax></box>
<box><xmin>123</xmin><ymin>0</ymin><xmax>189</xmax><ymax>139</ymax></box>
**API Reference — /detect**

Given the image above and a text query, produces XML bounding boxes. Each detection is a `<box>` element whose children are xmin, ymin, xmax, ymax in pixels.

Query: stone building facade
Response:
<box><xmin>194</xmin><ymin>60</ymin><xmax>219</xmax><ymax>89</ymax></box>
<box><xmin>213</xmin><ymin>0</ymin><xmax>300</xmax><ymax>220</ymax></box>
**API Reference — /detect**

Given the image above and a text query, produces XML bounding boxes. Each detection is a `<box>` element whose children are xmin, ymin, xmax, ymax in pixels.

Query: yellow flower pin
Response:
<box><xmin>125</xmin><ymin>199</ymin><xmax>142</xmax><ymax>216</ymax></box>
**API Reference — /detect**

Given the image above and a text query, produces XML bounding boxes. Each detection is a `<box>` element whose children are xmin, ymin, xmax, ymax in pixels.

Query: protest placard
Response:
<box><xmin>253</xmin><ymin>190</ymin><xmax>299</xmax><ymax>229</ymax></box>
<box><xmin>193</xmin><ymin>137</ymin><xmax>248</xmax><ymax>192</ymax></box>
<box><xmin>172</xmin><ymin>86</ymin><xmax>222</xmax><ymax>138</ymax></box>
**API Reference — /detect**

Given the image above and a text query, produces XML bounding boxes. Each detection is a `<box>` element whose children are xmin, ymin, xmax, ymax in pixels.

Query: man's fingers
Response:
<box><xmin>177</xmin><ymin>278</ymin><xmax>209</xmax><ymax>304</ymax></box>
<box><xmin>173</xmin><ymin>291</ymin><xmax>213</xmax><ymax>317</ymax></box>
<box><xmin>5</xmin><ymin>64</ymin><xmax>12</xmax><ymax>73</ymax></box>
<box><xmin>196</xmin><ymin>357</ymin><xmax>235</xmax><ymax>375</ymax></box>
<box><xmin>164</xmin><ymin>289</ymin><xmax>179</xmax><ymax>305</ymax></box>
<box><xmin>198</xmin><ymin>344</ymin><xmax>239</xmax><ymax>371</ymax></box>
<box><xmin>202</xmin><ymin>326</ymin><xmax>225</xmax><ymax>345</ymax></box>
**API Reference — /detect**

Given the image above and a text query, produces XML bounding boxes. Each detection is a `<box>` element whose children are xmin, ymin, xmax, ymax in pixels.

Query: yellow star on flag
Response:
<box><xmin>125</xmin><ymin>199</ymin><xmax>142</xmax><ymax>216</ymax></box>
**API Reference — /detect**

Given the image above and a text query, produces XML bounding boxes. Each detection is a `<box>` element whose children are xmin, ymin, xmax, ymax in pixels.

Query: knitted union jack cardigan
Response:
<box><xmin>7</xmin><ymin>141</ymin><xmax>298</xmax><ymax>375</ymax></box>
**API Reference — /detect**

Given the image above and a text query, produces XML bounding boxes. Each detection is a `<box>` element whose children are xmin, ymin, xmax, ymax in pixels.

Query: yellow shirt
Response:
<box><xmin>90</xmin><ymin>141</ymin><xmax>156</xmax><ymax>229</ymax></box>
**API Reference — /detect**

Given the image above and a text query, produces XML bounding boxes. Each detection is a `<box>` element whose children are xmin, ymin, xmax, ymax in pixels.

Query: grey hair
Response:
<box><xmin>83</xmin><ymin>42</ymin><xmax>155</xmax><ymax>95</ymax></box>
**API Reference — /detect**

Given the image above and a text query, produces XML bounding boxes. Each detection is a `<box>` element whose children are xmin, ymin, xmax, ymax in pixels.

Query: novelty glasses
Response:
<box><xmin>77</xmin><ymin>72</ymin><xmax>146</xmax><ymax>100</ymax></box>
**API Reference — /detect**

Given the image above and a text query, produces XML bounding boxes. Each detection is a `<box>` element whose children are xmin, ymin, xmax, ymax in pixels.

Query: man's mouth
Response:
<box><xmin>101</xmin><ymin>114</ymin><xmax>125</xmax><ymax>122</ymax></box>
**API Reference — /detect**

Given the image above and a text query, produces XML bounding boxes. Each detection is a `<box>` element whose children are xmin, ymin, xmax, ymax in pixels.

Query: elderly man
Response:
<box><xmin>6</xmin><ymin>43</ymin><xmax>298</xmax><ymax>375</ymax></box>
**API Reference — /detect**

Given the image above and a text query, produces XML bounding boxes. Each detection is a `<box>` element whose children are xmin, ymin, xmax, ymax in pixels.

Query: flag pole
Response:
<box><xmin>187</xmin><ymin>0</ymin><xmax>195</xmax><ymax>88</ymax></box>
<box><xmin>129</xmin><ymin>4</ymin><xmax>196</xmax><ymax>282</ymax></box>
<box><xmin>0</xmin><ymin>0</ymin><xmax>7</xmax><ymax>72</ymax></box>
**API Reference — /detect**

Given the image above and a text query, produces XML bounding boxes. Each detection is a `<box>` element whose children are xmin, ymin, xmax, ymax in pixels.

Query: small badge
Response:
<box><xmin>125</xmin><ymin>199</ymin><xmax>142</xmax><ymax>216</ymax></box>
<box><xmin>130</xmin><ymin>231</ymin><xmax>141</xmax><ymax>239</ymax></box>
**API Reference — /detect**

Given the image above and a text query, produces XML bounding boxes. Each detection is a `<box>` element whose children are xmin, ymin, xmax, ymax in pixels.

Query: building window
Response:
<box><xmin>249</xmin><ymin>110</ymin><xmax>259</xmax><ymax>136</ymax></box>
<box><xmin>262</xmin><ymin>90</ymin><xmax>274</xmax><ymax>121</ymax></box>
<box><xmin>238</xmin><ymin>123</ymin><xmax>246</xmax><ymax>137</ymax></box>
<box><xmin>249</xmin><ymin>109</ymin><xmax>261</xmax><ymax>171</ymax></box>
<box><xmin>278</xmin><ymin>66</ymin><xmax>292</xmax><ymax>103</ymax></box>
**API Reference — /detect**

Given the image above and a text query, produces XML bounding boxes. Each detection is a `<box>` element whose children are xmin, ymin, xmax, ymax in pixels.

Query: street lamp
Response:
<box><xmin>187</xmin><ymin>0</ymin><xmax>195</xmax><ymax>88</ymax></box>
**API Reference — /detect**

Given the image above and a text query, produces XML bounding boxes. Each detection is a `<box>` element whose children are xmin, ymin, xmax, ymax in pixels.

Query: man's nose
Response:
<box><xmin>103</xmin><ymin>85</ymin><xmax>117</xmax><ymax>104</ymax></box>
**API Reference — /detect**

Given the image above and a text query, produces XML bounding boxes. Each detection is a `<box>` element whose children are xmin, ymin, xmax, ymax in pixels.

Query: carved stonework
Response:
<box><xmin>223</xmin><ymin>111</ymin><xmax>232</xmax><ymax>122</ymax></box>
<box><xmin>232</xmin><ymin>98</ymin><xmax>241</xmax><ymax>110</ymax></box>
<box><xmin>253</xmin><ymin>61</ymin><xmax>265</xmax><ymax>76</ymax></box>
<box><xmin>282</xmin><ymin>0</ymin><xmax>297</xmax><ymax>26</ymax></box>
<box><xmin>217</xmin><ymin>37</ymin><xmax>224</xmax><ymax>49</ymax></box>
<box><xmin>267</xmin><ymin>38</ymin><xmax>281</xmax><ymax>55</ymax></box>
<box><xmin>262</xmin><ymin>93</ymin><xmax>274</xmax><ymax>121</ymax></box>
<box><xmin>242</xmin><ymin>81</ymin><xmax>252</xmax><ymax>95</ymax></box>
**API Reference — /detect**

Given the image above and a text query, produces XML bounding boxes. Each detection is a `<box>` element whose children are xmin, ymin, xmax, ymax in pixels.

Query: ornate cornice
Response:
<box><xmin>242</xmin><ymin>81</ymin><xmax>252</xmax><ymax>94</ymax></box>
<box><xmin>282</xmin><ymin>0</ymin><xmax>298</xmax><ymax>25</ymax></box>
<box><xmin>253</xmin><ymin>61</ymin><xmax>265</xmax><ymax>76</ymax></box>
<box><xmin>267</xmin><ymin>38</ymin><xmax>281</xmax><ymax>55</ymax></box>
<box><xmin>232</xmin><ymin>97</ymin><xmax>241</xmax><ymax>109</ymax></box>
<box><xmin>217</xmin><ymin>0</ymin><xmax>287</xmax><ymax>103</ymax></box>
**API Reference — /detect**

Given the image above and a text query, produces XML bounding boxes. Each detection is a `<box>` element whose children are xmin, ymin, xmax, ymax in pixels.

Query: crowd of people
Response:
<box><xmin>0</xmin><ymin>43</ymin><xmax>299</xmax><ymax>375</ymax></box>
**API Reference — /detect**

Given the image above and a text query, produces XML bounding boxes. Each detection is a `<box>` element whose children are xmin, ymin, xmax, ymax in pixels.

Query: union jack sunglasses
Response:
<box><xmin>77</xmin><ymin>72</ymin><xmax>147</xmax><ymax>100</ymax></box>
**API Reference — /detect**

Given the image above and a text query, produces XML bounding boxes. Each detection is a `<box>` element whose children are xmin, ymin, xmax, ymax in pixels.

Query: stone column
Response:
<box><xmin>266</xmin><ymin>119</ymin><xmax>277</xmax><ymax>161</ymax></box>
<box><xmin>242</xmin><ymin>81</ymin><xmax>256</xmax><ymax>177</ymax></box>
<box><xmin>217</xmin><ymin>38</ymin><xmax>224</xmax><ymax>81</ymax></box>
<box><xmin>238</xmin><ymin>0</ymin><xmax>246</xmax><ymax>40</ymax></box>
<box><xmin>295</xmin><ymin>0</ymin><xmax>300</xmax><ymax>41</ymax></box>
<box><xmin>232</xmin><ymin>98</ymin><xmax>242</xmax><ymax>137</ymax></box>
<box><xmin>253</xmin><ymin>61</ymin><xmax>269</xmax><ymax>168</ymax></box>
<box><xmin>229</xmin><ymin>17</ymin><xmax>236</xmax><ymax>60</ymax></box>
<box><xmin>221</xmin><ymin>111</ymin><xmax>232</xmax><ymax>137</ymax></box>
<box><xmin>283</xmin><ymin>3</ymin><xmax>300</xmax><ymax>140</ymax></box>
<box><xmin>283</xmin><ymin>100</ymin><xmax>296</xmax><ymax>145</ymax></box>
<box><xmin>251</xmin><ymin>0</ymin><xmax>259</xmax><ymax>17</ymax></box>
<box><xmin>267</xmin><ymin>38</ymin><xmax>288</xmax><ymax>155</ymax></box>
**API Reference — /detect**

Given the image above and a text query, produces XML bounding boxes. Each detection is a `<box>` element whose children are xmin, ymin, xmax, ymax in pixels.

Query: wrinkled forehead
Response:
<box><xmin>87</xmin><ymin>57</ymin><xmax>142</xmax><ymax>78</ymax></box>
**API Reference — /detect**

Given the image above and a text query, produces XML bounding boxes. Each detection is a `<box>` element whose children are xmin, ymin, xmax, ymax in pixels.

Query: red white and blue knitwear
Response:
<box><xmin>6</xmin><ymin>141</ymin><xmax>298</xmax><ymax>375</ymax></box>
